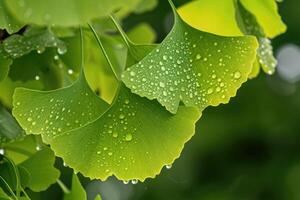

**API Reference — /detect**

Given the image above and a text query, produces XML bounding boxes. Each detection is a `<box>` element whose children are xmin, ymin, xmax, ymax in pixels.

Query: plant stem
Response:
<box><xmin>57</xmin><ymin>179</ymin><xmax>70</xmax><ymax>194</ymax></box>
<box><xmin>88</xmin><ymin>23</ymin><xmax>119</xmax><ymax>81</ymax></box>
<box><xmin>109</xmin><ymin>14</ymin><xmax>131</xmax><ymax>50</ymax></box>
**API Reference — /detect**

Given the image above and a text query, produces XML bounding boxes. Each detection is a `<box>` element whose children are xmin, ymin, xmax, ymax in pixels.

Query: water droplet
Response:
<box><xmin>112</xmin><ymin>132</ymin><xmax>118</xmax><ymax>138</ymax></box>
<box><xmin>207</xmin><ymin>88</ymin><xmax>214</xmax><ymax>94</ymax></box>
<box><xmin>119</xmin><ymin>114</ymin><xmax>125</xmax><ymax>119</ymax></box>
<box><xmin>27</xmin><ymin>117</ymin><xmax>32</xmax><ymax>122</ymax></box>
<box><xmin>35</xmin><ymin>75</ymin><xmax>40</xmax><ymax>80</ymax></box>
<box><xmin>159</xmin><ymin>82</ymin><xmax>165</xmax><ymax>87</ymax></box>
<box><xmin>166</xmin><ymin>164</ymin><xmax>172</xmax><ymax>169</ymax></box>
<box><xmin>125</xmin><ymin>133</ymin><xmax>132</xmax><ymax>141</ymax></box>
<box><xmin>130</xmin><ymin>71</ymin><xmax>136</xmax><ymax>76</ymax></box>
<box><xmin>68</xmin><ymin>69</ymin><xmax>74</xmax><ymax>75</ymax></box>
<box><xmin>36</xmin><ymin>46</ymin><xmax>45</xmax><ymax>54</ymax></box>
<box><xmin>57</xmin><ymin>45</ymin><xmax>67</xmax><ymax>55</ymax></box>
<box><xmin>36</xmin><ymin>145</ymin><xmax>42</xmax><ymax>151</ymax></box>
<box><xmin>123</xmin><ymin>180</ymin><xmax>129</xmax><ymax>184</ymax></box>
<box><xmin>54</xmin><ymin>55</ymin><xmax>59</xmax><ymax>60</ymax></box>
<box><xmin>131</xmin><ymin>179</ymin><xmax>138</xmax><ymax>184</ymax></box>
<box><xmin>0</xmin><ymin>149</ymin><xmax>5</xmax><ymax>155</ymax></box>
<box><xmin>196</xmin><ymin>54</ymin><xmax>201</xmax><ymax>60</ymax></box>
<box><xmin>234</xmin><ymin>71</ymin><xmax>241</xmax><ymax>79</ymax></box>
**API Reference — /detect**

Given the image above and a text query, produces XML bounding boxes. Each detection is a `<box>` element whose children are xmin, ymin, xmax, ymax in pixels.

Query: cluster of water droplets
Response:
<box><xmin>258</xmin><ymin>38</ymin><xmax>277</xmax><ymax>75</ymax></box>
<box><xmin>2</xmin><ymin>28</ymin><xmax>66</xmax><ymax>59</ymax></box>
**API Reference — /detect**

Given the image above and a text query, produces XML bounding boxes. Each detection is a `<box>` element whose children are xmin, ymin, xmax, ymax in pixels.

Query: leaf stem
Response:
<box><xmin>109</xmin><ymin>14</ymin><xmax>131</xmax><ymax>50</ymax></box>
<box><xmin>79</xmin><ymin>27</ymin><xmax>85</xmax><ymax>70</ymax></box>
<box><xmin>0</xmin><ymin>176</ymin><xmax>17</xmax><ymax>199</ymax></box>
<box><xmin>4</xmin><ymin>157</ymin><xmax>21</xmax><ymax>198</ymax></box>
<box><xmin>88</xmin><ymin>23</ymin><xmax>119</xmax><ymax>81</ymax></box>
<box><xmin>57</xmin><ymin>179</ymin><xmax>70</xmax><ymax>194</ymax></box>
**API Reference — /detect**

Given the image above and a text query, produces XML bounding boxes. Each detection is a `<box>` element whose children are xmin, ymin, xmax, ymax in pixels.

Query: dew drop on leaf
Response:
<box><xmin>57</xmin><ymin>45</ymin><xmax>67</xmax><ymax>55</ymax></box>
<box><xmin>234</xmin><ymin>71</ymin><xmax>241</xmax><ymax>79</ymax></box>
<box><xmin>125</xmin><ymin>133</ymin><xmax>133</xmax><ymax>141</ymax></box>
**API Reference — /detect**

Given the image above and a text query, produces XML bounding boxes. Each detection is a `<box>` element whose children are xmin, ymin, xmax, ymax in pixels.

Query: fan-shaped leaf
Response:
<box><xmin>50</xmin><ymin>84</ymin><xmax>200</xmax><ymax>181</ymax></box>
<box><xmin>0</xmin><ymin>1</ymin><xmax>23</xmax><ymax>34</ymax></box>
<box><xmin>122</xmin><ymin>3</ymin><xmax>258</xmax><ymax>113</ymax></box>
<box><xmin>12</xmin><ymin>74</ymin><xmax>109</xmax><ymax>142</ymax></box>
<box><xmin>236</xmin><ymin>1</ymin><xmax>277</xmax><ymax>75</ymax></box>
<box><xmin>240</xmin><ymin>0</ymin><xmax>286</xmax><ymax>38</ymax></box>
<box><xmin>18</xmin><ymin>147</ymin><xmax>60</xmax><ymax>192</ymax></box>
<box><xmin>178</xmin><ymin>0</ymin><xmax>242</xmax><ymax>36</ymax></box>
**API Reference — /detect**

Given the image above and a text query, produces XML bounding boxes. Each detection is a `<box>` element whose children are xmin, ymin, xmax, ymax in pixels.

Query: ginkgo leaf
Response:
<box><xmin>12</xmin><ymin>73</ymin><xmax>109</xmax><ymax>142</ymax></box>
<box><xmin>49</xmin><ymin>84</ymin><xmax>200</xmax><ymax>181</ymax></box>
<box><xmin>18</xmin><ymin>147</ymin><xmax>60</xmax><ymax>192</ymax></box>
<box><xmin>236</xmin><ymin>1</ymin><xmax>277</xmax><ymax>75</ymax></box>
<box><xmin>0</xmin><ymin>104</ymin><xmax>25</xmax><ymax>145</ymax></box>
<box><xmin>0</xmin><ymin>1</ymin><xmax>23</xmax><ymax>34</ymax></box>
<box><xmin>2</xmin><ymin>136</ymin><xmax>60</xmax><ymax>192</ymax></box>
<box><xmin>13</xmin><ymin>72</ymin><xmax>200</xmax><ymax>181</ymax></box>
<box><xmin>64</xmin><ymin>174</ymin><xmax>87</xmax><ymax>200</ymax></box>
<box><xmin>178</xmin><ymin>0</ymin><xmax>242</xmax><ymax>37</ymax></box>
<box><xmin>4</xmin><ymin>0</ymin><xmax>141</xmax><ymax>27</ymax></box>
<box><xmin>122</xmin><ymin>2</ymin><xmax>258</xmax><ymax>114</ymax></box>
<box><xmin>240</xmin><ymin>0</ymin><xmax>286</xmax><ymax>38</ymax></box>
<box><xmin>178</xmin><ymin>0</ymin><xmax>281</xmax><ymax>77</ymax></box>
<box><xmin>3</xmin><ymin>27</ymin><xmax>65</xmax><ymax>59</ymax></box>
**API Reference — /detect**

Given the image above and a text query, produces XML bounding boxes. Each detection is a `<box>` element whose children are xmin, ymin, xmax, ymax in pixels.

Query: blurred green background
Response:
<box><xmin>82</xmin><ymin>0</ymin><xmax>300</xmax><ymax>199</ymax></box>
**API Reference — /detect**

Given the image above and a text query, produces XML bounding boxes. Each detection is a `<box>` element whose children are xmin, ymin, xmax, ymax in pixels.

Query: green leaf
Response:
<box><xmin>12</xmin><ymin>74</ymin><xmax>109</xmax><ymax>140</ymax></box>
<box><xmin>127</xmin><ymin>23</ymin><xmax>156</xmax><ymax>44</ymax></box>
<box><xmin>63</xmin><ymin>174</ymin><xmax>86</xmax><ymax>200</ymax></box>
<box><xmin>0</xmin><ymin>48</ymin><xmax>12</xmax><ymax>82</ymax></box>
<box><xmin>4</xmin><ymin>0</ymin><xmax>141</xmax><ymax>27</ymax></box>
<box><xmin>178</xmin><ymin>0</ymin><xmax>242</xmax><ymax>36</ymax></box>
<box><xmin>8</xmin><ymin>50</ymin><xmax>63</xmax><ymax>89</ymax></box>
<box><xmin>122</xmin><ymin>3</ymin><xmax>258</xmax><ymax>114</ymax></box>
<box><xmin>3</xmin><ymin>27</ymin><xmax>65</xmax><ymax>59</ymax></box>
<box><xmin>240</xmin><ymin>0</ymin><xmax>286</xmax><ymax>38</ymax></box>
<box><xmin>51</xmin><ymin>84</ymin><xmax>200</xmax><ymax>181</ymax></box>
<box><xmin>0</xmin><ymin>1</ymin><xmax>23</xmax><ymax>34</ymax></box>
<box><xmin>0</xmin><ymin>104</ymin><xmax>25</xmax><ymax>145</ymax></box>
<box><xmin>2</xmin><ymin>136</ymin><xmax>60</xmax><ymax>192</ymax></box>
<box><xmin>18</xmin><ymin>147</ymin><xmax>60</xmax><ymax>192</ymax></box>
<box><xmin>133</xmin><ymin>0</ymin><xmax>158</xmax><ymax>14</ymax></box>
<box><xmin>13</xmin><ymin>69</ymin><xmax>200</xmax><ymax>181</ymax></box>
<box><xmin>94</xmin><ymin>194</ymin><xmax>102</xmax><ymax>200</ymax></box>
<box><xmin>236</xmin><ymin>1</ymin><xmax>277</xmax><ymax>75</ymax></box>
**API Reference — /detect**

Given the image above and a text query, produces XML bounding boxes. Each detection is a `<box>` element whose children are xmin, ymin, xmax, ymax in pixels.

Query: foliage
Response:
<box><xmin>0</xmin><ymin>0</ymin><xmax>286</xmax><ymax>199</ymax></box>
